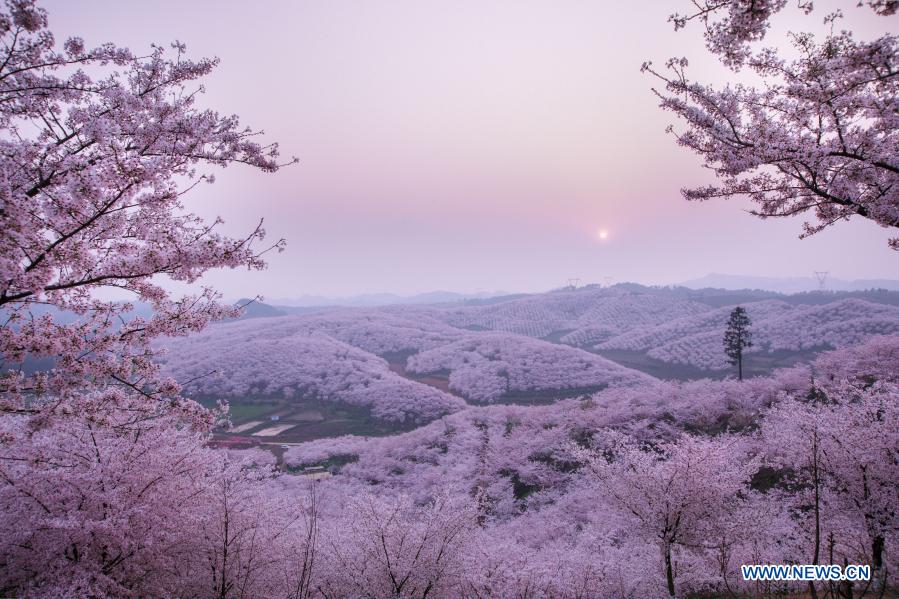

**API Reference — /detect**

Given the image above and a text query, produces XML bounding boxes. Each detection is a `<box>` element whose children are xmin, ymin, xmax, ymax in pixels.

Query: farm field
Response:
<box><xmin>197</xmin><ymin>396</ymin><xmax>418</xmax><ymax>445</ymax></box>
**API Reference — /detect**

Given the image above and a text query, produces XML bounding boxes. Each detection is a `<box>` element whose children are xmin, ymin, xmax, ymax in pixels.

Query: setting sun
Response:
<box><xmin>597</xmin><ymin>228</ymin><xmax>609</xmax><ymax>240</ymax></box>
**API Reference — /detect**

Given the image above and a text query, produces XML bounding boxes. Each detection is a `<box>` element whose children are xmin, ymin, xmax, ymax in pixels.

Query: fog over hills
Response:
<box><xmin>264</xmin><ymin>290</ymin><xmax>510</xmax><ymax>308</ymax></box>
<box><xmin>255</xmin><ymin>274</ymin><xmax>899</xmax><ymax>311</ymax></box>
<box><xmin>681</xmin><ymin>273</ymin><xmax>899</xmax><ymax>293</ymax></box>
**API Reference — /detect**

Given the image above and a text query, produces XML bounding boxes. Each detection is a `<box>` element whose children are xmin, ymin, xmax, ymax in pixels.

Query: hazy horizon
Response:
<box><xmin>45</xmin><ymin>1</ymin><xmax>898</xmax><ymax>298</ymax></box>
<box><xmin>248</xmin><ymin>272</ymin><xmax>899</xmax><ymax>308</ymax></box>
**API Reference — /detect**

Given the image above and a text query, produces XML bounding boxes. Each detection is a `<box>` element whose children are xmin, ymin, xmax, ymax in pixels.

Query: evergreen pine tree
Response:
<box><xmin>724</xmin><ymin>307</ymin><xmax>753</xmax><ymax>381</ymax></box>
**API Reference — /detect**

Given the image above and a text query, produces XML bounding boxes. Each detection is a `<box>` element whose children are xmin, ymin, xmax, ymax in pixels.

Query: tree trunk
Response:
<box><xmin>841</xmin><ymin>557</ymin><xmax>854</xmax><ymax>599</ymax></box>
<box><xmin>737</xmin><ymin>352</ymin><xmax>743</xmax><ymax>381</ymax></box>
<box><xmin>665</xmin><ymin>543</ymin><xmax>676</xmax><ymax>598</ymax></box>
<box><xmin>872</xmin><ymin>535</ymin><xmax>884</xmax><ymax>571</ymax></box>
<box><xmin>828</xmin><ymin>533</ymin><xmax>836</xmax><ymax>599</ymax></box>
<box><xmin>872</xmin><ymin>534</ymin><xmax>885</xmax><ymax>591</ymax></box>
<box><xmin>809</xmin><ymin>434</ymin><xmax>820</xmax><ymax>599</ymax></box>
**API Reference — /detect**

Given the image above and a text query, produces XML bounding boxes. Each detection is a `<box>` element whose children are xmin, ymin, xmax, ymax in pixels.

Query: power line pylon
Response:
<box><xmin>814</xmin><ymin>271</ymin><xmax>829</xmax><ymax>291</ymax></box>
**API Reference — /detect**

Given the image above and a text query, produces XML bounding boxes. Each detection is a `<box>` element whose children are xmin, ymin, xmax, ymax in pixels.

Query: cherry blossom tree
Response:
<box><xmin>0</xmin><ymin>385</ymin><xmax>324</xmax><ymax>597</ymax></box>
<box><xmin>645</xmin><ymin>1</ymin><xmax>899</xmax><ymax>248</ymax></box>
<box><xmin>762</xmin><ymin>379</ymin><xmax>899</xmax><ymax>595</ymax></box>
<box><xmin>0</xmin><ymin>1</ymin><xmax>293</xmax><ymax>593</ymax></box>
<box><xmin>0</xmin><ymin>0</ymin><xmax>291</xmax><ymax>425</ymax></box>
<box><xmin>184</xmin><ymin>464</ymin><xmax>321</xmax><ymax>599</ymax></box>
<box><xmin>320</xmin><ymin>492</ymin><xmax>476</xmax><ymax>598</ymax></box>
<box><xmin>577</xmin><ymin>433</ymin><xmax>759</xmax><ymax>598</ymax></box>
<box><xmin>0</xmin><ymin>388</ymin><xmax>214</xmax><ymax>595</ymax></box>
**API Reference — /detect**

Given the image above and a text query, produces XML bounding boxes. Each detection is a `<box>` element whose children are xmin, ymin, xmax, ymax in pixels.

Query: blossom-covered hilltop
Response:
<box><xmin>278</xmin><ymin>335</ymin><xmax>899</xmax><ymax>597</ymax></box>
<box><xmin>160</xmin><ymin>285</ymin><xmax>899</xmax><ymax>425</ymax></box>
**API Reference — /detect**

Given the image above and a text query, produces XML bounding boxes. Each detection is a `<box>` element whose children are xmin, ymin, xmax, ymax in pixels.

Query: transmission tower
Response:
<box><xmin>567</xmin><ymin>278</ymin><xmax>581</xmax><ymax>289</ymax></box>
<box><xmin>814</xmin><ymin>271</ymin><xmax>829</xmax><ymax>291</ymax></box>
<box><xmin>603</xmin><ymin>276</ymin><xmax>613</xmax><ymax>288</ymax></box>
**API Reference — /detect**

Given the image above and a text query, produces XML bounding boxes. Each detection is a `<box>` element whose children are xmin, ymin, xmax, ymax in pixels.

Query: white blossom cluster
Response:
<box><xmin>159</xmin><ymin>320</ymin><xmax>466</xmax><ymax>422</ymax></box>
<box><xmin>406</xmin><ymin>331</ymin><xmax>654</xmax><ymax>402</ymax></box>
<box><xmin>429</xmin><ymin>288</ymin><xmax>712</xmax><ymax>345</ymax></box>
<box><xmin>598</xmin><ymin>299</ymin><xmax>899</xmax><ymax>370</ymax></box>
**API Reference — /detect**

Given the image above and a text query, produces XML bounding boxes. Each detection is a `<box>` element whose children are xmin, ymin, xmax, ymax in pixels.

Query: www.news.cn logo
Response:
<box><xmin>742</xmin><ymin>564</ymin><xmax>871</xmax><ymax>582</ymax></box>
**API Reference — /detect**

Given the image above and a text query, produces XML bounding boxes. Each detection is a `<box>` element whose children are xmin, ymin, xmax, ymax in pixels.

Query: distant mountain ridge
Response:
<box><xmin>263</xmin><ymin>290</ymin><xmax>510</xmax><ymax>308</ymax></box>
<box><xmin>680</xmin><ymin>273</ymin><xmax>899</xmax><ymax>293</ymax></box>
<box><xmin>236</xmin><ymin>284</ymin><xmax>899</xmax><ymax>321</ymax></box>
<box><xmin>232</xmin><ymin>299</ymin><xmax>287</xmax><ymax>319</ymax></box>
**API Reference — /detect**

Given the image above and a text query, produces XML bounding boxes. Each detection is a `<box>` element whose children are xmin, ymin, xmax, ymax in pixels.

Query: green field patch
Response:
<box><xmin>491</xmin><ymin>384</ymin><xmax>607</xmax><ymax>406</ymax></box>
<box><xmin>194</xmin><ymin>397</ymin><xmax>281</xmax><ymax>423</ymax></box>
<box><xmin>202</xmin><ymin>395</ymin><xmax>417</xmax><ymax>443</ymax></box>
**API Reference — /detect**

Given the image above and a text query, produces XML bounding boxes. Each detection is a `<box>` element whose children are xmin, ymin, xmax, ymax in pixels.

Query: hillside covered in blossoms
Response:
<box><xmin>159</xmin><ymin>285</ymin><xmax>899</xmax><ymax>432</ymax></box>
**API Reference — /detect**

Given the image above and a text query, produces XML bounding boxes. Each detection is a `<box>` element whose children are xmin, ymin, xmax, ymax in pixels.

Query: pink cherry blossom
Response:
<box><xmin>647</xmin><ymin>1</ymin><xmax>898</xmax><ymax>248</ymax></box>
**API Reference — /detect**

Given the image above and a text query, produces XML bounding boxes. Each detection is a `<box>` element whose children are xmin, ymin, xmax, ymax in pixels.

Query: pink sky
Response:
<box><xmin>47</xmin><ymin>1</ymin><xmax>897</xmax><ymax>297</ymax></box>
